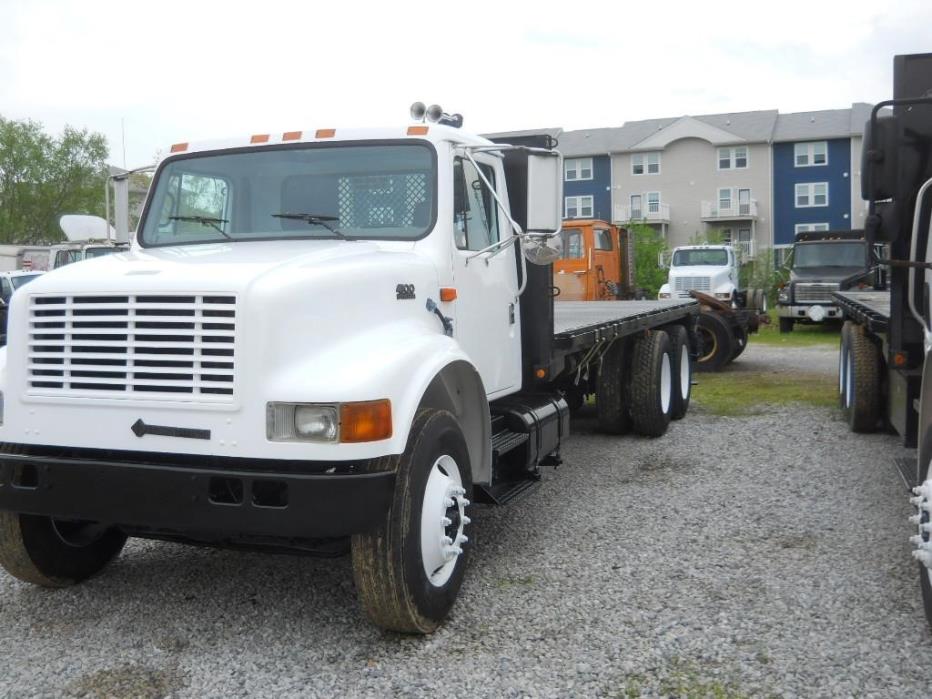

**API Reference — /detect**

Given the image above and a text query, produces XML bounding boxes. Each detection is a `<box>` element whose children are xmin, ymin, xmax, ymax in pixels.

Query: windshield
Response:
<box><xmin>793</xmin><ymin>241</ymin><xmax>865</xmax><ymax>268</ymax></box>
<box><xmin>10</xmin><ymin>274</ymin><xmax>40</xmax><ymax>289</ymax></box>
<box><xmin>140</xmin><ymin>143</ymin><xmax>436</xmax><ymax>246</ymax></box>
<box><xmin>84</xmin><ymin>247</ymin><xmax>121</xmax><ymax>259</ymax></box>
<box><xmin>672</xmin><ymin>249</ymin><xmax>728</xmax><ymax>266</ymax></box>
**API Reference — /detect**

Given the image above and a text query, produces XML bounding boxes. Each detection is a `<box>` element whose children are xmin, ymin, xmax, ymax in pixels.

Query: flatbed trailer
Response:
<box><xmin>553</xmin><ymin>299</ymin><xmax>698</xmax><ymax>349</ymax></box>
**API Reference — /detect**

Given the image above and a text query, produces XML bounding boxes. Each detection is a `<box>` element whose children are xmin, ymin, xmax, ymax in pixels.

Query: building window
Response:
<box><xmin>630</xmin><ymin>194</ymin><xmax>642</xmax><ymax>219</ymax></box>
<box><xmin>718</xmin><ymin>146</ymin><xmax>748</xmax><ymax>170</ymax></box>
<box><xmin>795</xmin><ymin>182</ymin><xmax>829</xmax><ymax>207</ymax></box>
<box><xmin>719</xmin><ymin>187</ymin><xmax>732</xmax><ymax>211</ymax></box>
<box><xmin>794</xmin><ymin>141</ymin><xmax>828</xmax><ymax>167</ymax></box>
<box><xmin>565</xmin><ymin>195</ymin><xmax>593</xmax><ymax>219</ymax></box>
<box><xmin>646</xmin><ymin>191</ymin><xmax>660</xmax><ymax>214</ymax></box>
<box><xmin>795</xmin><ymin>223</ymin><xmax>831</xmax><ymax>234</ymax></box>
<box><xmin>564</xmin><ymin>157</ymin><xmax>593</xmax><ymax>181</ymax></box>
<box><xmin>632</xmin><ymin>152</ymin><xmax>660</xmax><ymax>175</ymax></box>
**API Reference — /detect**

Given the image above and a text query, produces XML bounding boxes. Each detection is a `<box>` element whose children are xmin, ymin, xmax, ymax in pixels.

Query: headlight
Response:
<box><xmin>267</xmin><ymin>403</ymin><xmax>338</xmax><ymax>442</ymax></box>
<box><xmin>778</xmin><ymin>289</ymin><xmax>790</xmax><ymax>303</ymax></box>
<box><xmin>714</xmin><ymin>292</ymin><xmax>732</xmax><ymax>300</ymax></box>
<box><xmin>266</xmin><ymin>400</ymin><xmax>392</xmax><ymax>443</ymax></box>
<box><xmin>658</xmin><ymin>292</ymin><xmax>671</xmax><ymax>299</ymax></box>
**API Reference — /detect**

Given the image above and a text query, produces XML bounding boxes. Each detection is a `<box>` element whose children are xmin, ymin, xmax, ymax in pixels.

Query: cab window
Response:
<box><xmin>594</xmin><ymin>229</ymin><xmax>613</xmax><ymax>251</ymax></box>
<box><xmin>0</xmin><ymin>278</ymin><xmax>11</xmax><ymax>304</ymax></box>
<box><xmin>453</xmin><ymin>159</ymin><xmax>500</xmax><ymax>251</ymax></box>
<box><xmin>562</xmin><ymin>230</ymin><xmax>585</xmax><ymax>259</ymax></box>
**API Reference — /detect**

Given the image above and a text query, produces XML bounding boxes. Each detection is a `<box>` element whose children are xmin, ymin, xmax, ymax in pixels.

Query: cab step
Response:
<box><xmin>476</xmin><ymin>478</ymin><xmax>540</xmax><ymax>505</ymax></box>
<box><xmin>894</xmin><ymin>456</ymin><xmax>918</xmax><ymax>491</ymax></box>
<box><xmin>492</xmin><ymin>429</ymin><xmax>529</xmax><ymax>462</ymax></box>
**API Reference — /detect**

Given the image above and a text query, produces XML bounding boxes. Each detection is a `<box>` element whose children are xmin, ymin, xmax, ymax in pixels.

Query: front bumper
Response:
<box><xmin>777</xmin><ymin>303</ymin><xmax>842</xmax><ymax>321</ymax></box>
<box><xmin>0</xmin><ymin>448</ymin><xmax>395</xmax><ymax>540</ymax></box>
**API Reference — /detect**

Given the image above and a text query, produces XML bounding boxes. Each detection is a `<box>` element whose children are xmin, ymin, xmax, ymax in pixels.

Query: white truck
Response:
<box><xmin>0</xmin><ymin>108</ymin><xmax>698</xmax><ymax>633</ymax></box>
<box><xmin>659</xmin><ymin>244</ymin><xmax>766</xmax><ymax>371</ymax></box>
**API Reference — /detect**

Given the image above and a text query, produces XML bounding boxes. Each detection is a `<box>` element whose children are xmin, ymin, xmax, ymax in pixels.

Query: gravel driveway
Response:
<box><xmin>2</xmin><ymin>342</ymin><xmax>928</xmax><ymax>698</ymax></box>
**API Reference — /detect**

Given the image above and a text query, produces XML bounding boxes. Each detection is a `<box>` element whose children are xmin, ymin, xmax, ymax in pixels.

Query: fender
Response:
<box><xmin>263</xmin><ymin>321</ymin><xmax>491</xmax><ymax>483</ymax></box>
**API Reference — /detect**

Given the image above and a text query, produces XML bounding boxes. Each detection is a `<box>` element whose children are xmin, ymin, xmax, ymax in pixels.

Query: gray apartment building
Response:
<box><xmin>508</xmin><ymin>103</ymin><xmax>873</xmax><ymax>259</ymax></box>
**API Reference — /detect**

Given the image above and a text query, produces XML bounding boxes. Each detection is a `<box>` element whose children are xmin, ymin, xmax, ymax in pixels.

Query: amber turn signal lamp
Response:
<box><xmin>340</xmin><ymin>400</ymin><xmax>392</xmax><ymax>443</ymax></box>
<box><xmin>893</xmin><ymin>351</ymin><xmax>908</xmax><ymax>367</ymax></box>
<box><xmin>440</xmin><ymin>287</ymin><xmax>457</xmax><ymax>302</ymax></box>
<box><xmin>535</xmin><ymin>368</ymin><xmax>547</xmax><ymax>379</ymax></box>
<box><xmin>316</xmin><ymin>128</ymin><xmax>336</xmax><ymax>138</ymax></box>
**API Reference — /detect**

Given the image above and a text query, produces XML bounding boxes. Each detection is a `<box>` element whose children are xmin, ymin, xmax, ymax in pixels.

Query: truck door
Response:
<box><xmin>451</xmin><ymin>156</ymin><xmax>522</xmax><ymax>397</ymax></box>
<box><xmin>591</xmin><ymin>226</ymin><xmax>620</xmax><ymax>299</ymax></box>
<box><xmin>554</xmin><ymin>225</ymin><xmax>588</xmax><ymax>300</ymax></box>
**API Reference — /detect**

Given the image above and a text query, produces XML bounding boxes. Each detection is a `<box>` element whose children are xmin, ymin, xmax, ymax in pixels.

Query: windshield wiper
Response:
<box><xmin>168</xmin><ymin>216</ymin><xmax>231</xmax><ymax>239</ymax></box>
<box><xmin>271</xmin><ymin>213</ymin><xmax>346</xmax><ymax>239</ymax></box>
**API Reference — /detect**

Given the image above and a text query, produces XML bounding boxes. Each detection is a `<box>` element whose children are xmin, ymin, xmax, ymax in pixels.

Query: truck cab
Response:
<box><xmin>658</xmin><ymin>245</ymin><xmax>739</xmax><ymax>302</ymax></box>
<box><xmin>554</xmin><ymin>219</ymin><xmax>633</xmax><ymax>301</ymax></box>
<box><xmin>776</xmin><ymin>230</ymin><xmax>867</xmax><ymax>332</ymax></box>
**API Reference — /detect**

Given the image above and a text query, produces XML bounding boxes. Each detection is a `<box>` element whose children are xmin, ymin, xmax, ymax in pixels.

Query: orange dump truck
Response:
<box><xmin>554</xmin><ymin>219</ymin><xmax>635</xmax><ymax>301</ymax></box>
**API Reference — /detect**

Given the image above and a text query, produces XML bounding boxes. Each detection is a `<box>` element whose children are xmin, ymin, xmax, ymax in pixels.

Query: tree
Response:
<box><xmin>630</xmin><ymin>223</ymin><xmax>668</xmax><ymax>298</ymax></box>
<box><xmin>0</xmin><ymin>116</ymin><xmax>109</xmax><ymax>244</ymax></box>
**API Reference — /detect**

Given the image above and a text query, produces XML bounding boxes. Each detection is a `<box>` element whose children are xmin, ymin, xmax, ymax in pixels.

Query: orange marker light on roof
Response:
<box><xmin>440</xmin><ymin>287</ymin><xmax>457</xmax><ymax>302</ymax></box>
<box><xmin>316</xmin><ymin>128</ymin><xmax>336</xmax><ymax>139</ymax></box>
<box><xmin>282</xmin><ymin>131</ymin><xmax>302</xmax><ymax>141</ymax></box>
<box><xmin>250</xmin><ymin>134</ymin><xmax>270</xmax><ymax>144</ymax></box>
<box><xmin>407</xmin><ymin>126</ymin><xmax>429</xmax><ymax>136</ymax></box>
<box><xmin>340</xmin><ymin>400</ymin><xmax>392</xmax><ymax>443</ymax></box>
<box><xmin>170</xmin><ymin>142</ymin><xmax>188</xmax><ymax>153</ymax></box>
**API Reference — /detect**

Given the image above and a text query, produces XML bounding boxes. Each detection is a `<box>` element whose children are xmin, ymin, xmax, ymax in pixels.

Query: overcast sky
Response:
<box><xmin>1</xmin><ymin>0</ymin><xmax>929</xmax><ymax>166</ymax></box>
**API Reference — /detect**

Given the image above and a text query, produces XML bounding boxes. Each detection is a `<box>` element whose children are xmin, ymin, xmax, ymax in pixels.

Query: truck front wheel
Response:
<box><xmin>695</xmin><ymin>313</ymin><xmax>735</xmax><ymax>372</ymax></box>
<box><xmin>0</xmin><ymin>512</ymin><xmax>126</xmax><ymax>587</ymax></box>
<box><xmin>779</xmin><ymin>317</ymin><xmax>794</xmax><ymax>333</ymax></box>
<box><xmin>352</xmin><ymin>409</ymin><xmax>472</xmax><ymax>634</ymax></box>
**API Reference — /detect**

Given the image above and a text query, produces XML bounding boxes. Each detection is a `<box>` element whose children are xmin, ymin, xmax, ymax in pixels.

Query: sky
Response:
<box><xmin>1</xmin><ymin>0</ymin><xmax>930</xmax><ymax>166</ymax></box>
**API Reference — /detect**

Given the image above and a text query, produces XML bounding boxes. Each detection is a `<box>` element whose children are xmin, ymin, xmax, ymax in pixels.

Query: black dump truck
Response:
<box><xmin>777</xmin><ymin>229</ymin><xmax>874</xmax><ymax>333</ymax></box>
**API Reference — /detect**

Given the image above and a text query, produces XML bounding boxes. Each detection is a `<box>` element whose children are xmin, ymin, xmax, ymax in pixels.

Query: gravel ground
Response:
<box><xmin>2</xmin><ymin>341</ymin><xmax>930</xmax><ymax>698</ymax></box>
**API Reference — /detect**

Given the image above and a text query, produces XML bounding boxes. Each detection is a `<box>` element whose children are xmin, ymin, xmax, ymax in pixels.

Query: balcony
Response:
<box><xmin>614</xmin><ymin>203</ymin><xmax>671</xmax><ymax>224</ymax></box>
<box><xmin>701</xmin><ymin>200</ymin><xmax>758</xmax><ymax>220</ymax></box>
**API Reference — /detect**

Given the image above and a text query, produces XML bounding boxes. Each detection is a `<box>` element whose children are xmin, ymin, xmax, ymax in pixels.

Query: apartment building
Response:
<box><xmin>771</xmin><ymin>104</ymin><xmax>871</xmax><ymax>250</ymax></box>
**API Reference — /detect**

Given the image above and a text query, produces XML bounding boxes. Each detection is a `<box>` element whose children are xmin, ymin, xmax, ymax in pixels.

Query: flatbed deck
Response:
<box><xmin>554</xmin><ymin>299</ymin><xmax>698</xmax><ymax>351</ymax></box>
<box><xmin>834</xmin><ymin>291</ymin><xmax>891</xmax><ymax>333</ymax></box>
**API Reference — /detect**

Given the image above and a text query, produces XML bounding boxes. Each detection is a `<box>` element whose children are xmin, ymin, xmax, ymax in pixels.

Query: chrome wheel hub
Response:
<box><xmin>421</xmin><ymin>455</ymin><xmax>470</xmax><ymax>587</ymax></box>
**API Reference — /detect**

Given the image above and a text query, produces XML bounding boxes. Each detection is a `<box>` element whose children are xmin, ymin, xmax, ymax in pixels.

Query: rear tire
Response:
<box><xmin>731</xmin><ymin>325</ymin><xmax>749</xmax><ymax>360</ymax></box>
<box><xmin>628</xmin><ymin>330</ymin><xmax>674</xmax><ymax>437</ymax></box>
<box><xmin>0</xmin><ymin>512</ymin><xmax>126</xmax><ymax>587</ymax></box>
<box><xmin>351</xmin><ymin>409</ymin><xmax>472</xmax><ymax>634</ymax></box>
<box><xmin>839</xmin><ymin>321</ymin><xmax>853</xmax><ymax>408</ymax></box>
<box><xmin>667</xmin><ymin>325</ymin><xmax>691</xmax><ymax>420</ymax></box>
<box><xmin>596</xmin><ymin>340</ymin><xmax>631</xmax><ymax>434</ymax></box>
<box><xmin>695</xmin><ymin>313</ymin><xmax>735</xmax><ymax>372</ymax></box>
<box><xmin>842</xmin><ymin>322</ymin><xmax>881</xmax><ymax>432</ymax></box>
<box><xmin>779</xmin><ymin>317</ymin><xmax>794</xmax><ymax>333</ymax></box>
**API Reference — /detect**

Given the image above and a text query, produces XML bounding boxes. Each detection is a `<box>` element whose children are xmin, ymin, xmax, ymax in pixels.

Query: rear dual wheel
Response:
<box><xmin>839</xmin><ymin>320</ymin><xmax>881</xmax><ymax>432</ymax></box>
<box><xmin>628</xmin><ymin>330</ymin><xmax>675</xmax><ymax>437</ymax></box>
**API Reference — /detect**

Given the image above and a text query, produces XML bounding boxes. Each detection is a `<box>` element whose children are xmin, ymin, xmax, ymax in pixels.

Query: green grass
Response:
<box><xmin>691</xmin><ymin>370</ymin><xmax>836</xmax><ymax>416</ymax></box>
<box><xmin>752</xmin><ymin>320</ymin><xmax>841</xmax><ymax>347</ymax></box>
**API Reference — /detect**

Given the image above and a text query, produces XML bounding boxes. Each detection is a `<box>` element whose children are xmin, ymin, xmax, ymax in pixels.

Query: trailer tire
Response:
<box><xmin>779</xmin><ymin>317</ymin><xmax>794</xmax><ymax>333</ymax></box>
<box><xmin>351</xmin><ymin>408</ymin><xmax>472</xmax><ymax>634</ymax></box>
<box><xmin>667</xmin><ymin>325</ymin><xmax>691</xmax><ymax>420</ymax></box>
<box><xmin>596</xmin><ymin>340</ymin><xmax>631</xmax><ymax>434</ymax></box>
<box><xmin>0</xmin><ymin>512</ymin><xmax>126</xmax><ymax>587</ymax></box>
<box><xmin>731</xmin><ymin>325</ymin><xmax>748</xmax><ymax>360</ymax></box>
<box><xmin>839</xmin><ymin>321</ymin><xmax>853</xmax><ymax>408</ymax></box>
<box><xmin>628</xmin><ymin>330</ymin><xmax>674</xmax><ymax>437</ymax></box>
<box><xmin>695</xmin><ymin>313</ymin><xmax>735</xmax><ymax>372</ymax></box>
<box><xmin>842</xmin><ymin>323</ymin><xmax>881</xmax><ymax>432</ymax></box>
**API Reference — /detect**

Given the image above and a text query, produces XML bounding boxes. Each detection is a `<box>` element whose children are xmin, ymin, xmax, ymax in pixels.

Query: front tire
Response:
<box><xmin>0</xmin><ymin>512</ymin><xmax>126</xmax><ymax>587</ymax></box>
<box><xmin>696</xmin><ymin>313</ymin><xmax>735</xmax><ymax>372</ymax></box>
<box><xmin>352</xmin><ymin>409</ymin><xmax>472</xmax><ymax>634</ymax></box>
<box><xmin>779</xmin><ymin>317</ymin><xmax>794</xmax><ymax>333</ymax></box>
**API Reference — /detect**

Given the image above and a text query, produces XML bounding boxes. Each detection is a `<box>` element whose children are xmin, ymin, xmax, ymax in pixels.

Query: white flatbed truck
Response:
<box><xmin>0</xmin><ymin>109</ymin><xmax>697</xmax><ymax>633</ymax></box>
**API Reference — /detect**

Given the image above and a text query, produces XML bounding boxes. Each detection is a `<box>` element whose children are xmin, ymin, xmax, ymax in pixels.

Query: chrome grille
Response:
<box><xmin>795</xmin><ymin>283</ymin><xmax>838</xmax><ymax>303</ymax></box>
<box><xmin>27</xmin><ymin>294</ymin><xmax>236</xmax><ymax>402</ymax></box>
<box><xmin>673</xmin><ymin>276</ymin><xmax>711</xmax><ymax>292</ymax></box>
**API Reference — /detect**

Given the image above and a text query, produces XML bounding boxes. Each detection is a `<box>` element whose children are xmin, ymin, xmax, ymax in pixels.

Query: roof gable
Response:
<box><xmin>631</xmin><ymin>116</ymin><xmax>745</xmax><ymax>149</ymax></box>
